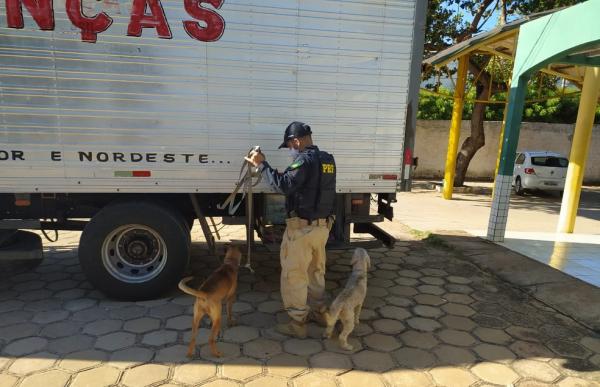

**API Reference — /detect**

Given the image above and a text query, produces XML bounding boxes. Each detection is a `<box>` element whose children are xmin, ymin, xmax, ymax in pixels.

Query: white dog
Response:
<box><xmin>323</xmin><ymin>248</ymin><xmax>371</xmax><ymax>350</ymax></box>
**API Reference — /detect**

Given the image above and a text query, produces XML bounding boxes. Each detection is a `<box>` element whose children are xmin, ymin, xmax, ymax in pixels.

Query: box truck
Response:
<box><xmin>0</xmin><ymin>0</ymin><xmax>426</xmax><ymax>299</ymax></box>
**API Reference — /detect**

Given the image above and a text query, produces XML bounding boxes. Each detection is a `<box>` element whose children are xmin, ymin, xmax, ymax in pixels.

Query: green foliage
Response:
<box><xmin>417</xmin><ymin>85</ymin><xmax>597</xmax><ymax>124</ymax></box>
<box><xmin>417</xmin><ymin>89</ymin><xmax>486</xmax><ymax>121</ymax></box>
<box><xmin>425</xmin><ymin>0</ymin><xmax>586</xmax><ymax>54</ymax></box>
<box><xmin>417</xmin><ymin>88</ymin><xmax>455</xmax><ymax>120</ymax></box>
<box><xmin>424</xmin><ymin>0</ymin><xmax>463</xmax><ymax>57</ymax></box>
<box><xmin>513</xmin><ymin>0</ymin><xmax>587</xmax><ymax>14</ymax></box>
<box><xmin>421</xmin><ymin>0</ymin><xmax>590</xmax><ymax>123</ymax></box>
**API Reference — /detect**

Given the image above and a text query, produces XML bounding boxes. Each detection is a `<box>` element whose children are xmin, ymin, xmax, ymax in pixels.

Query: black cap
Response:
<box><xmin>278</xmin><ymin>121</ymin><xmax>312</xmax><ymax>149</ymax></box>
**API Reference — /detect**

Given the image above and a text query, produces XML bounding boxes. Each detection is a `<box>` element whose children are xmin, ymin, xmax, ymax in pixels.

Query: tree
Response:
<box><xmin>423</xmin><ymin>0</ymin><xmax>585</xmax><ymax>186</ymax></box>
<box><xmin>417</xmin><ymin>85</ymin><xmax>587</xmax><ymax>123</ymax></box>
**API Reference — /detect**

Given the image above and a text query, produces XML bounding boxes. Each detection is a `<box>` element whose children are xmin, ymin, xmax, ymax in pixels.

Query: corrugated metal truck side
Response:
<box><xmin>0</xmin><ymin>0</ymin><xmax>426</xmax><ymax>299</ymax></box>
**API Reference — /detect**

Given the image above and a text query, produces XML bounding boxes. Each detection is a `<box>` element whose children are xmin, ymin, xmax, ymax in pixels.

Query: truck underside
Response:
<box><xmin>0</xmin><ymin>192</ymin><xmax>396</xmax><ymax>300</ymax></box>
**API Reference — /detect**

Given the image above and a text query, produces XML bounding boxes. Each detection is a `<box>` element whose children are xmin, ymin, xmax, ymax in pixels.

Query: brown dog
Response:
<box><xmin>178</xmin><ymin>245</ymin><xmax>241</xmax><ymax>358</ymax></box>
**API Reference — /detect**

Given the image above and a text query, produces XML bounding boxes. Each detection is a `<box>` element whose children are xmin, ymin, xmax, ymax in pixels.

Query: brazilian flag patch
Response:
<box><xmin>289</xmin><ymin>159</ymin><xmax>304</xmax><ymax>170</ymax></box>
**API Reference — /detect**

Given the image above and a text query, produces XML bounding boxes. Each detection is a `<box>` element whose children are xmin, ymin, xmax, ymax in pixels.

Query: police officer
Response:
<box><xmin>245</xmin><ymin>121</ymin><xmax>336</xmax><ymax>338</ymax></box>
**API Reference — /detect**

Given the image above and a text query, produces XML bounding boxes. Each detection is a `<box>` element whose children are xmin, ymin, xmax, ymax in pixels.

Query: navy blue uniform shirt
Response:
<box><xmin>258</xmin><ymin>145</ymin><xmax>320</xmax><ymax>217</ymax></box>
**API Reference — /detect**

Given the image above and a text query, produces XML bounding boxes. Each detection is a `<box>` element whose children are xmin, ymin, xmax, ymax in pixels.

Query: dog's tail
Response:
<box><xmin>178</xmin><ymin>276</ymin><xmax>209</xmax><ymax>299</ymax></box>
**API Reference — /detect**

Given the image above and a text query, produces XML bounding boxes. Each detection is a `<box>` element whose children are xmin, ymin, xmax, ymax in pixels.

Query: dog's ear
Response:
<box><xmin>227</xmin><ymin>240</ymin><xmax>246</xmax><ymax>252</ymax></box>
<box><xmin>366</xmin><ymin>254</ymin><xmax>372</xmax><ymax>270</ymax></box>
<box><xmin>226</xmin><ymin>243</ymin><xmax>244</xmax><ymax>259</ymax></box>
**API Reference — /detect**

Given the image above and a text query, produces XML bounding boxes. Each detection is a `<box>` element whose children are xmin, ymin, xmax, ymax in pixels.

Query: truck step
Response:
<box><xmin>353</xmin><ymin>223</ymin><xmax>396</xmax><ymax>248</ymax></box>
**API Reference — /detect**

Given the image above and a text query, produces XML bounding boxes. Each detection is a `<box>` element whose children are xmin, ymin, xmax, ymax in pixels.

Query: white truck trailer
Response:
<box><xmin>0</xmin><ymin>0</ymin><xmax>426</xmax><ymax>299</ymax></box>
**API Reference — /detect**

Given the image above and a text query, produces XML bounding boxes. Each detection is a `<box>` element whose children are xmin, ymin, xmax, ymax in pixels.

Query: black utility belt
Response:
<box><xmin>301</xmin><ymin>218</ymin><xmax>328</xmax><ymax>225</ymax></box>
<box><xmin>286</xmin><ymin>215</ymin><xmax>334</xmax><ymax>226</ymax></box>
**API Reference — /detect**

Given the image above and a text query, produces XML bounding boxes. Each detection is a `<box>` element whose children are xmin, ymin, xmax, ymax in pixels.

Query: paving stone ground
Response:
<box><xmin>1</xmin><ymin>222</ymin><xmax>599</xmax><ymax>386</ymax></box>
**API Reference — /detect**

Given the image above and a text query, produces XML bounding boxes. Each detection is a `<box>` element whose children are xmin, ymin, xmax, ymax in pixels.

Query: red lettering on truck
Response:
<box><xmin>5</xmin><ymin>0</ymin><xmax>225</xmax><ymax>43</ymax></box>
<box><xmin>127</xmin><ymin>0</ymin><xmax>172</xmax><ymax>39</ymax></box>
<box><xmin>6</xmin><ymin>0</ymin><xmax>54</xmax><ymax>30</ymax></box>
<box><xmin>183</xmin><ymin>0</ymin><xmax>225</xmax><ymax>42</ymax></box>
<box><xmin>66</xmin><ymin>0</ymin><xmax>113</xmax><ymax>43</ymax></box>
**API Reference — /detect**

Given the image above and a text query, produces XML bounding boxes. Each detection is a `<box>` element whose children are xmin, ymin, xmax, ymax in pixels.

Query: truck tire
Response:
<box><xmin>79</xmin><ymin>201</ymin><xmax>190</xmax><ymax>300</ymax></box>
<box><xmin>183</xmin><ymin>214</ymin><xmax>195</xmax><ymax>232</ymax></box>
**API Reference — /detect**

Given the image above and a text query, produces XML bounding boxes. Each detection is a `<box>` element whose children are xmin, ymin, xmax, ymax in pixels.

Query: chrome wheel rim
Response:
<box><xmin>101</xmin><ymin>224</ymin><xmax>167</xmax><ymax>283</ymax></box>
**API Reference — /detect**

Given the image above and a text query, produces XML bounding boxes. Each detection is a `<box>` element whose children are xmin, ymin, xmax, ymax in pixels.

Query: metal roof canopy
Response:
<box><xmin>487</xmin><ymin>0</ymin><xmax>600</xmax><ymax>242</ymax></box>
<box><xmin>424</xmin><ymin>8</ymin><xmax>589</xmax><ymax>85</ymax></box>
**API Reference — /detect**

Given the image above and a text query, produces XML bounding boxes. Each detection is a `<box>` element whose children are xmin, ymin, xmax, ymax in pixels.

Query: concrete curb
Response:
<box><xmin>435</xmin><ymin>231</ymin><xmax>600</xmax><ymax>333</ymax></box>
<box><xmin>418</xmin><ymin>181</ymin><xmax>493</xmax><ymax>195</ymax></box>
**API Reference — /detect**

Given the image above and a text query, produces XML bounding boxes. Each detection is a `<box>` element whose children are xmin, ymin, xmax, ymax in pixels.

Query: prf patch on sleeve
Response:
<box><xmin>322</xmin><ymin>163</ymin><xmax>335</xmax><ymax>173</ymax></box>
<box><xmin>289</xmin><ymin>159</ymin><xmax>304</xmax><ymax>170</ymax></box>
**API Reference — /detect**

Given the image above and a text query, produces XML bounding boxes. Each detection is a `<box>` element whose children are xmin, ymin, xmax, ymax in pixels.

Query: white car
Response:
<box><xmin>512</xmin><ymin>151</ymin><xmax>569</xmax><ymax>195</ymax></box>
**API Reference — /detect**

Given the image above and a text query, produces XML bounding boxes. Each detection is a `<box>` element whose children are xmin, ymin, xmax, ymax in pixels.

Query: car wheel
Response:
<box><xmin>515</xmin><ymin>177</ymin><xmax>525</xmax><ymax>196</ymax></box>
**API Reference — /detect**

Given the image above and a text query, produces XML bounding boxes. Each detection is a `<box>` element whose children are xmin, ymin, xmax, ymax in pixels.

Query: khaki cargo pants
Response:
<box><xmin>280</xmin><ymin>217</ymin><xmax>333</xmax><ymax>322</ymax></box>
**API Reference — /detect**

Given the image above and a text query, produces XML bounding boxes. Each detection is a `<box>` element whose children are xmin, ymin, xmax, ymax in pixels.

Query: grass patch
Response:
<box><xmin>423</xmin><ymin>234</ymin><xmax>452</xmax><ymax>250</ymax></box>
<box><xmin>409</xmin><ymin>229</ymin><xmax>431</xmax><ymax>239</ymax></box>
<box><xmin>409</xmin><ymin>228</ymin><xmax>452</xmax><ymax>251</ymax></box>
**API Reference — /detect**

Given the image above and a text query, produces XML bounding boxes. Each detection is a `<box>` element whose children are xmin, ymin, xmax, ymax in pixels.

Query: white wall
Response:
<box><xmin>414</xmin><ymin>120</ymin><xmax>600</xmax><ymax>184</ymax></box>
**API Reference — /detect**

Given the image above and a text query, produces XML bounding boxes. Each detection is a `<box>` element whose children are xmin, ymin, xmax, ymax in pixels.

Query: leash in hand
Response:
<box><xmin>217</xmin><ymin>146</ymin><xmax>262</xmax><ymax>273</ymax></box>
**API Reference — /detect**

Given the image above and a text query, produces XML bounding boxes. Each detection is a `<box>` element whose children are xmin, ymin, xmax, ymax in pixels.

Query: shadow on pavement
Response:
<box><xmin>0</xmin><ymin>236</ymin><xmax>599</xmax><ymax>386</ymax></box>
<box><xmin>444</xmin><ymin>186</ymin><xmax>600</xmax><ymax>222</ymax></box>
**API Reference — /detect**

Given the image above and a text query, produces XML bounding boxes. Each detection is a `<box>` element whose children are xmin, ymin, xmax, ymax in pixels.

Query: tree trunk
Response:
<box><xmin>454</xmin><ymin>62</ymin><xmax>491</xmax><ymax>187</ymax></box>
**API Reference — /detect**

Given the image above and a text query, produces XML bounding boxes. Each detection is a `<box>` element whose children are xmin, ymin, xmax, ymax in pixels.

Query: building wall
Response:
<box><xmin>414</xmin><ymin>120</ymin><xmax>600</xmax><ymax>184</ymax></box>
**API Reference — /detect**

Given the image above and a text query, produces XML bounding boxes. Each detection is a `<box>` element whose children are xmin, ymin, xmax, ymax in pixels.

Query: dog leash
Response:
<box><xmin>244</xmin><ymin>154</ymin><xmax>256</xmax><ymax>274</ymax></box>
<box><xmin>217</xmin><ymin>146</ymin><xmax>262</xmax><ymax>216</ymax></box>
<box><xmin>217</xmin><ymin>146</ymin><xmax>262</xmax><ymax>273</ymax></box>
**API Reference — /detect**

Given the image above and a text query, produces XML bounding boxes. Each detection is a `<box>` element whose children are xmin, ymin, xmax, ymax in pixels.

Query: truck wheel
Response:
<box><xmin>183</xmin><ymin>214</ymin><xmax>195</xmax><ymax>232</ymax></box>
<box><xmin>79</xmin><ymin>201</ymin><xmax>190</xmax><ymax>300</ymax></box>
